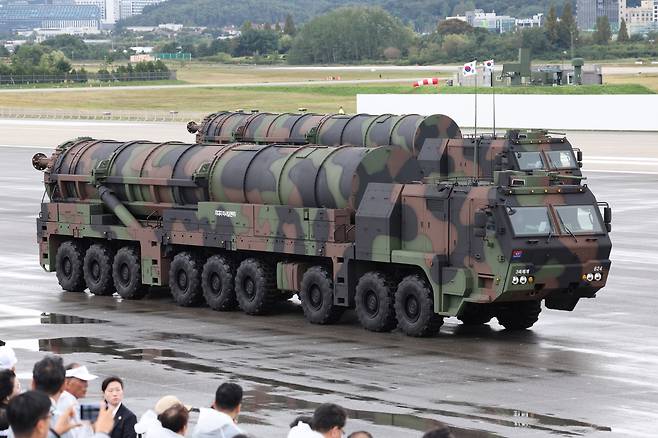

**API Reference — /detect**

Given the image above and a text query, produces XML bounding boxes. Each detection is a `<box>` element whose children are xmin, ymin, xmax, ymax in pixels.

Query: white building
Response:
<box><xmin>516</xmin><ymin>13</ymin><xmax>544</xmax><ymax>29</ymax></box>
<box><xmin>73</xmin><ymin>0</ymin><xmax>119</xmax><ymax>25</ymax></box>
<box><xmin>446</xmin><ymin>10</ymin><xmax>540</xmax><ymax>33</ymax></box>
<box><xmin>619</xmin><ymin>0</ymin><xmax>658</xmax><ymax>34</ymax></box>
<box><xmin>119</xmin><ymin>0</ymin><xmax>166</xmax><ymax>19</ymax></box>
<box><xmin>73</xmin><ymin>0</ymin><xmax>164</xmax><ymax>24</ymax></box>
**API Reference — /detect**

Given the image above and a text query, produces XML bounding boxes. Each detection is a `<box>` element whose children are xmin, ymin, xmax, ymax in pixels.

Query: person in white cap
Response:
<box><xmin>134</xmin><ymin>396</ymin><xmax>190</xmax><ymax>438</ymax></box>
<box><xmin>57</xmin><ymin>364</ymin><xmax>97</xmax><ymax>438</ymax></box>
<box><xmin>0</xmin><ymin>348</ymin><xmax>17</xmax><ymax>373</ymax></box>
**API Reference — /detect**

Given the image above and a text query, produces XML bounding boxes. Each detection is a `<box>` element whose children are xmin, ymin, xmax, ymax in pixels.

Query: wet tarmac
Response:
<box><xmin>1</xmin><ymin>139</ymin><xmax>658</xmax><ymax>437</ymax></box>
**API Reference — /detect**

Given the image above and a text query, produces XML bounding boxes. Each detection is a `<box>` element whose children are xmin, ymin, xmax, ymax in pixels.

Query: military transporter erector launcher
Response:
<box><xmin>32</xmin><ymin>138</ymin><xmax>612</xmax><ymax>336</ymax></box>
<box><xmin>187</xmin><ymin>111</ymin><xmax>585</xmax><ymax>183</ymax></box>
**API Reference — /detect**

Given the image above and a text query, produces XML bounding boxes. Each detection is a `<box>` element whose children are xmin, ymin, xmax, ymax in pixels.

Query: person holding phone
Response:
<box><xmin>101</xmin><ymin>378</ymin><xmax>135</xmax><ymax>438</ymax></box>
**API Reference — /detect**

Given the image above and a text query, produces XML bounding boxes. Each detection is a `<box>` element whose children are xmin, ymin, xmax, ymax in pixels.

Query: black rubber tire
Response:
<box><xmin>55</xmin><ymin>240</ymin><xmax>86</xmax><ymax>292</ymax></box>
<box><xmin>235</xmin><ymin>258</ymin><xmax>276</xmax><ymax>315</ymax></box>
<box><xmin>355</xmin><ymin>271</ymin><xmax>397</xmax><ymax>332</ymax></box>
<box><xmin>458</xmin><ymin>303</ymin><xmax>494</xmax><ymax>326</ymax></box>
<box><xmin>394</xmin><ymin>275</ymin><xmax>443</xmax><ymax>337</ymax></box>
<box><xmin>112</xmin><ymin>246</ymin><xmax>147</xmax><ymax>300</ymax></box>
<box><xmin>83</xmin><ymin>244</ymin><xmax>115</xmax><ymax>296</ymax></box>
<box><xmin>202</xmin><ymin>255</ymin><xmax>237</xmax><ymax>311</ymax></box>
<box><xmin>169</xmin><ymin>252</ymin><xmax>204</xmax><ymax>307</ymax></box>
<box><xmin>496</xmin><ymin>301</ymin><xmax>542</xmax><ymax>330</ymax></box>
<box><xmin>299</xmin><ymin>266</ymin><xmax>344</xmax><ymax>324</ymax></box>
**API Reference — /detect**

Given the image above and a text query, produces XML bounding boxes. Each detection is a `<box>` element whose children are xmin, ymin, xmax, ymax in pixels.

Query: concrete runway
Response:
<box><xmin>1</xmin><ymin>121</ymin><xmax>657</xmax><ymax>437</ymax></box>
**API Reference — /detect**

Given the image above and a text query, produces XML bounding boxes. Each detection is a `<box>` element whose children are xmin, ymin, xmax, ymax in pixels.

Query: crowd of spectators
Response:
<box><xmin>0</xmin><ymin>347</ymin><xmax>454</xmax><ymax>438</ymax></box>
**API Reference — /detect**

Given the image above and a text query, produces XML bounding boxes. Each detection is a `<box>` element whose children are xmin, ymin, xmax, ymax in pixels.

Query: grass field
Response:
<box><xmin>0</xmin><ymin>82</ymin><xmax>652</xmax><ymax>115</ymax></box>
<box><xmin>0</xmin><ymin>61</ymin><xmax>654</xmax><ymax>115</ymax></box>
<box><xmin>176</xmin><ymin>64</ymin><xmax>452</xmax><ymax>84</ymax></box>
<box><xmin>604</xmin><ymin>73</ymin><xmax>658</xmax><ymax>92</ymax></box>
<box><xmin>70</xmin><ymin>62</ymin><xmax>453</xmax><ymax>84</ymax></box>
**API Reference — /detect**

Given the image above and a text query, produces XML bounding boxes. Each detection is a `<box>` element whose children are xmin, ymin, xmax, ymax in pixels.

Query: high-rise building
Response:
<box><xmin>0</xmin><ymin>4</ymin><xmax>100</xmax><ymax>32</ymax></box>
<box><xmin>119</xmin><ymin>0</ymin><xmax>166</xmax><ymax>19</ymax></box>
<box><xmin>577</xmin><ymin>0</ymin><xmax>619</xmax><ymax>30</ymax></box>
<box><xmin>619</xmin><ymin>0</ymin><xmax>657</xmax><ymax>34</ymax></box>
<box><xmin>74</xmin><ymin>0</ymin><xmax>161</xmax><ymax>24</ymax></box>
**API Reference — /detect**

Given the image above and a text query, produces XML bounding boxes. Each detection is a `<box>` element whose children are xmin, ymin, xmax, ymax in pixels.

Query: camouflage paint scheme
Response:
<box><xmin>34</xmin><ymin>137</ymin><xmax>612</xmax><ymax>333</ymax></box>
<box><xmin>188</xmin><ymin>111</ymin><xmax>585</xmax><ymax>182</ymax></box>
<box><xmin>188</xmin><ymin>111</ymin><xmax>462</xmax><ymax>153</ymax></box>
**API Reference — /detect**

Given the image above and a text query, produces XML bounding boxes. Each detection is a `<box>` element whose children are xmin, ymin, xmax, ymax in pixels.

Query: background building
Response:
<box><xmin>577</xmin><ymin>0</ymin><xmax>620</xmax><ymax>31</ymax></box>
<box><xmin>119</xmin><ymin>0</ymin><xmax>166</xmax><ymax>20</ymax></box>
<box><xmin>0</xmin><ymin>4</ymin><xmax>100</xmax><ymax>33</ymax></box>
<box><xmin>446</xmin><ymin>9</ymin><xmax>519</xmax><ymax>33</ymax></box>
<box><xmin>516</xmin><ymin>13</ymin><xmax>544</xmax><ymax>29</ymax></box>
<box><xmin>619</xmin><ymin>0</ymin><xmax>658</xmax><ymax>34</ymax></box>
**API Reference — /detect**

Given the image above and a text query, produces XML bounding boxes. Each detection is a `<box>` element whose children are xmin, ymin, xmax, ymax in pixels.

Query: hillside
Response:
<box><xmin>121</xmin><ymin>0</ymin><xmax>555</xmax><ymax>32</ymax></box>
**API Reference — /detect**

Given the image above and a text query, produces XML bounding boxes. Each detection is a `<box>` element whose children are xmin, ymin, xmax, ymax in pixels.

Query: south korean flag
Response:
<box><xmin>462</xmin><ymin>60</ymin><xmax>477</xmax><ymax>76</ymax></box>
<box><xmin>483</xmin><ymin>59</ymin><xmax>495</xmax><ymax>71</ymax></box>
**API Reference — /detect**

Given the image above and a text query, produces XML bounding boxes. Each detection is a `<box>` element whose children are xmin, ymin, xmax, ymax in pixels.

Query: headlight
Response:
<box><xmin>519</xmin><ymin>276</ymin><xmax>528</xmax><ymax>285</ymax></box>
<box><xmin>512</xmin><ymin>276</ymin><xmax>519</xmax><ymax>285</ymax></box>
<box><xmin>594</xmin><ymin>272</ymin><xmax>602</xmax><ymax>281</ymax></box>
<box><xmin>586</xmin><ymin>273</ymin><xmax>594</xmax><ymax>282</ymax></box>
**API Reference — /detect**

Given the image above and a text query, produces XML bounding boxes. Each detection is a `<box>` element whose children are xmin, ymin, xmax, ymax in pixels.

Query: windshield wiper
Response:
<box><xmin>557</xmin><ymin>215</ymin><xmax>578</xmax><ymax>243</ymax></box>
<box><xmin>546</xmin><ymin>228</ymin><xmax>554</xmax><ymax>243</ymax></box>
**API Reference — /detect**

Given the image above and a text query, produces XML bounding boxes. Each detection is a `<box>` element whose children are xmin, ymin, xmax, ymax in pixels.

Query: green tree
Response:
<box><xmin>437</xmin><ymin>19</ymin><xmax>474</xmax><ymax>35</ymax></box>
<box><xmin>441</xmin><ymin>34</ymin><xmax>473</xmax><ymax>59</ymax></box>
<box><xmin>594</xmin><ymin>16</ymin><xmax>611</xmax><ymax>45</ymax></box>
<box><xmin>283</xmin><ymin>14</ymin><xmax>296</xmax><ymax>36</ymax></box>
<box><xmin>545</xmin><ymin>5</ymin><xmax>559</xmax><ymax>46</ymax></box>
<box><xmin>288</xmin><ymin>6</ymin><xmax>414</xmax><ymax>64</ymax></box>
<box><xmin>234</xmin><ymin>28</ymin><xmax>279</xmax><ymax>56</ymax></box>
<box><xmin>617</xmin><ymin>18</ymin><xmax>629</xmax><ymax>42</ymax></box>
<box><xmin>557</xmin><ymin>2</ymin><xmax>578</xmax><ymax>50</ymax></box>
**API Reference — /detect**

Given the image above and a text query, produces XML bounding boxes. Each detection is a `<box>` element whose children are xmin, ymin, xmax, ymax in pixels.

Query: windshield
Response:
<box><xmin>546</xmin><ymin>150</ymin><xmax>578</xmax><ymax>169</ymax></box>
<box><xmin>515</xmin><ymin>152</ymin><xmax>545</xmax><ymax>171</ymax></box>
<box><xmin>507</xmin><ymin>206</ymin><xmax>554</xmax><ymax>236</ymax></box>
<box><xmin>555</xmin><ymin>205</ymin><xmax>604</xmax><ymax>234</ymax></box>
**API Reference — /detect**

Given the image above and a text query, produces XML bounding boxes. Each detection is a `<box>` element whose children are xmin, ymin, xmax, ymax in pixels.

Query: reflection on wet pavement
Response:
<box><xmin>21</xmin><ymin>335</ymin><xmax>610</xmax><ymax>436</ymax></box>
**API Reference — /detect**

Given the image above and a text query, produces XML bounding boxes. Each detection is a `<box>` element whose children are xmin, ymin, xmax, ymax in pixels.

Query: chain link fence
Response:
<box><xmin>0</xmin><ymin>107</ymin><xmax>205</xmax><ymax>122</ymax></box>
<box><xmin>0</xmin><ymin>71</ymin><xmax>177</xmax><ymax>86</ymax></box>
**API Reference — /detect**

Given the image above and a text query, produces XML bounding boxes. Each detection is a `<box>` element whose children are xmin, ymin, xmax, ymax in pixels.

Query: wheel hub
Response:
<box><xmin>63</xmin><ymin>258</ymin><xmax>72</xmax><ymax>277</ymax></box>
<box><xmin>177</xmin><ymin>270</ymin><xmax>188</xmax><ymax>290</ymax></box>
<box><xmin>91</xmin><ymin>260</ymin><xmax>100</xmax><ymax>280</ymax></box>
<box><xmin>210</xmin><ymin>273</ymin><xmax>221</xmax><ymax>294</ymax></box>
<box><xmin>365</xmin><ymin>290</ymin><xmax>379</xmax><ymax>316</ymax></box>
<box><xmin>309</xmin><ymin>285</ymin><xmax>322</xmax><ymax>309</ymax></box>
<box><xmin>244</xmin><ymin>278</ymin><xmax>255</xmax><ymax>299</ymax></box>
<box><xmin>120</xmin><ymin>264</ymin><xmax>130</xmax><ymax>284</ymax></box>
<box><xmin>405</xmin><ymin>295</ymin><xmax>420</xmax><ymax>322</ymax></box>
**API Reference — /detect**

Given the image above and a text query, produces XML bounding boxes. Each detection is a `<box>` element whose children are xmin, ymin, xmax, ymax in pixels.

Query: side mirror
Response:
<box><xmin>576</xmin><ymin>150</ymin><xmax>583</xmax><ymax>162</ymax></box>
<box><xmin>606</xmin><ymin>223</ymin><xmax>612</xmax><ymax>233</ymax></box>
<box><xmin>604</xmin><ymin>206</ymin><xmax>612</xmax><ymax>224</ymax></box>
<box><xmin>473</xmin><ymin>211</ymin><xmax>487</xmax><ymax>228</ymax></box>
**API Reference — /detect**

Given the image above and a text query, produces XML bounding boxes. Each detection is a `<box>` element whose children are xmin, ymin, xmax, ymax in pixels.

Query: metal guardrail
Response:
<box><xmin>0</xmin><ymin>107</ymin><xmax>204</xmax><ymax>122</ymax></box>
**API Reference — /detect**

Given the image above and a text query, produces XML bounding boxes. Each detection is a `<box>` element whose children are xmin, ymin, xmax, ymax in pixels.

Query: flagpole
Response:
<box><xmin>492</xmin><ymin>67</ymin><xmax>496</xmax><ymax>137</ymax></box>
<box><xmin>474</xmin><ymin>66</ymin><xmax>478</xmax><ymax>137</ymax></box>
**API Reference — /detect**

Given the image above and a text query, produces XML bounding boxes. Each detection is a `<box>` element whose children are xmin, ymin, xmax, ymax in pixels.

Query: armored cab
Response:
<box><xmin>34</xmin><ymin>138</ymin><xmax>612</xmax><ymax>336</ymax></box>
